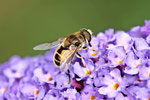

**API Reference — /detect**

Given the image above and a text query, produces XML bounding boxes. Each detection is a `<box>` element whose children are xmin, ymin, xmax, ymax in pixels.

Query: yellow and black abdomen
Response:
<box><xmin>53</xmin><ymin>45</ymin><xmax>66</xmax><ymax>67</ymax></box>
<box><xmin>53</xmin><ymin>44</ymin><xmax>76</xmax><ymax>68</ymax></box>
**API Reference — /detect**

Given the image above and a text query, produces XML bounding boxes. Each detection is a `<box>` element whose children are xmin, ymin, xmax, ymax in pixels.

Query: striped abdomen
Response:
<box><xmin>53</xmin><ymin>45</ymin><xmax>76</xmax><ymax>67</ymax></box>
<box><xmin>53</xmin><ymin>45</ymin><xmax>66</xmax><ymax>67</ymax></box>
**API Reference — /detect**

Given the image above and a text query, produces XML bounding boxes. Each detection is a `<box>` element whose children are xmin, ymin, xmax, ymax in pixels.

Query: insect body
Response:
<box><xmin>33</xmin><ymin>28</ymin><xmax>95</xmax><ymax>72</ymax></box>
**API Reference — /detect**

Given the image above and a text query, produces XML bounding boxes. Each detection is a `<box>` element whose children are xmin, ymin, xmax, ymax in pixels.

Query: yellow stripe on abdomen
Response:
<box><xmin>54</xmin><ymin>45</ymin><xmax>66</xmax><ymax>66</ymax></box>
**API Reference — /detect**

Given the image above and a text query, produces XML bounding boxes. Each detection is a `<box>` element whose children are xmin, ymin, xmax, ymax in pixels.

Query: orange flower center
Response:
<box><xmin>91</xmin><ymin>51</ymin><xmax>98</xmax><ymax>56</ymax></box>
<box><xmin>118</xmin><ymin>59</ymin><xmax>124</xmax><ymax>64</ymax></box>
<box><xmin>113</xmin><ymin>83</ymin><xmax>119</xmax><ymax>90</ymax></box>
<box><xmin>85</xmin><ymin>70</ymin><xmax>92</xmax><ymax>75</ymax></box>
<box><xmin>4</xmin><ymin>88</ymin><xmax>7</xmax><ymax>92</ymax></box>
<box><xmin>34</xmin><ymin>90</ymin><xmax>39</xmax><ymax>95</ymax></box>
<box><xmin>90</xmin><ymin>95</ymin><xmax>96</xmax><ymax>100</ymax></box>
<box><xmin>48</xmin><ymin>77</ymin><xmax>53</xmax><ymax>81</ymax></box>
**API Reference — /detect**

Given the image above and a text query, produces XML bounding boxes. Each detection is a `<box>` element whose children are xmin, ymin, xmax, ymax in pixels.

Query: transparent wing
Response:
<box><xmin>60</xmin><ymin>47</ymin><xmax>79</xmax><ymax>73</ymax></box>
<box><xmin>33</xmin><ymin>38</ymin><xmax>64</xmax><ymax>51</ymax></box>
<box><xmin>33</xmin><ymin>41</ymin><xmax>59</xmax><ymax>51</ymax></box>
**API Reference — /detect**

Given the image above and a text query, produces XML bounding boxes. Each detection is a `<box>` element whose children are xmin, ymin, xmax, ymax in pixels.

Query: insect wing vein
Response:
<box><xmin>60</xmin><ymin>47</ymin><xmax>79</xmax><ymax>72</ymax></box>
<box><xmin>33</xmin><ymin>41</ymin><xmax>59</xmax><ymax>50</ymax></box>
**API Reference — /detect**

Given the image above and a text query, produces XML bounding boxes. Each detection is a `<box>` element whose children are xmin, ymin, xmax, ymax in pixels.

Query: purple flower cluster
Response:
<box><xmin>0</xmin><ymin>20</ymin><xmax>150</xmax><ymax>100</ymax></box>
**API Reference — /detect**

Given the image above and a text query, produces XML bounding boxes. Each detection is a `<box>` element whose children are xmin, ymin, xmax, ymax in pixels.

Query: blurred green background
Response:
<box><xmin>0</xmin><ymin>0</ymin><xmax>150</xmax><ymax>63</ymax></box>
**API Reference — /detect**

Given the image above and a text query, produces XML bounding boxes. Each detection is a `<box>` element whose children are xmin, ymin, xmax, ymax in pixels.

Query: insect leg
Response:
<box><xmin>76</xmin><ymin>52</ymin><xmax>86</xmax><ymax>68</ymax></box>
<box><xmin>82</xmin><ymin>46</ymin><xmax>101</xmax><ymax>56</ymax></box>
<box><xmin>66</xmin><ymin>70</ymin><xmax>71</xmax><ymax>84</ymax></box>
<box><xmin>82</xmin><ymin>46</ymin><xmax>97</xmax><ymax>52</ymax></box>
<box><xmin>76</xmin><ymin>52</ymin><xmax>91</xmax><ymax>75</ymax></box>
<box><xmin>82</xmin><ymin>46</ymin><xmax>88</xmax><ymax>50</ymax></box>
<box><xmin>88</xmin><ymin>47</ymin><xmax>97</xmax><ymax>52</ymax></box>
<box><xmin>88</xmin><ymin>42</ymin><xmax>92</xmax><ymax>47</ymax></box>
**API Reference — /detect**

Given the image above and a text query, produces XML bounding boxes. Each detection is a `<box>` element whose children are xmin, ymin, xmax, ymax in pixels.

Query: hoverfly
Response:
<box><xmin>33</xmin><ymin>28</ymin><xmax>97</xmax><ymax>72</ymax></box>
